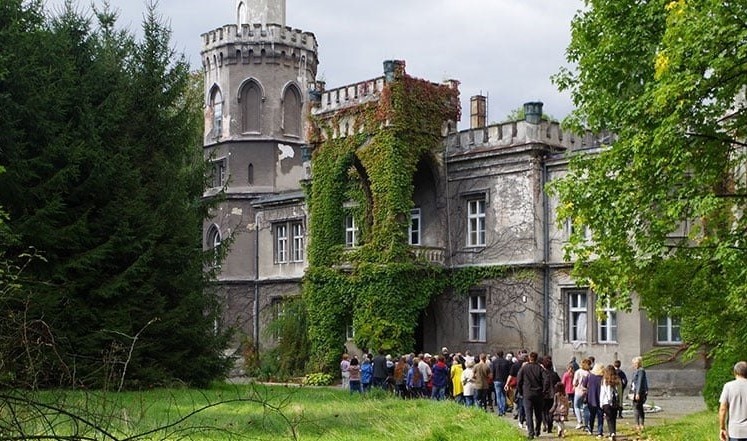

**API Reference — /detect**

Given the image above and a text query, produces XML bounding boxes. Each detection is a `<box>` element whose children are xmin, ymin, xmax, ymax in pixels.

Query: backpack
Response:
<box><xmin>610</xmin><ymin>387</ymin><xmax>620</xmax><ymax>409</ymax></box>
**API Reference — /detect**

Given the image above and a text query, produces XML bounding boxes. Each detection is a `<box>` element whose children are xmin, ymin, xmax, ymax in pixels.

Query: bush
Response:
<box><xmin>703</xmin><ymin>347</ymin><xmax>747</xmax><ymax>410</ymax></box>
<box><xmin>303</xmin><ymin>372</ymin><xmax>334</xmax><ymax>386</ymax></box>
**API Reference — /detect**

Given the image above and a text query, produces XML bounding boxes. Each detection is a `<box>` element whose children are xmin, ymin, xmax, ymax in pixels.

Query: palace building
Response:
<box><xmin>201</xmin><ymin>0</ymin><xmax>704</xmax><ymax>392</ymax></box>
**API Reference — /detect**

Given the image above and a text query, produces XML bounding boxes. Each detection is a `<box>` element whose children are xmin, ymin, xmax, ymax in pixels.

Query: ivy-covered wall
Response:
<box><xmin>303</xmin><ymin>65</ymin><xmax>461</xmax><ymax>372</ymax></box>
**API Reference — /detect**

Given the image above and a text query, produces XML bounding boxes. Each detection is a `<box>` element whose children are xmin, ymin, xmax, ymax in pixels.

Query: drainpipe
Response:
<box><xmin>254</xmin><ymin>210</ymin><xmax>262</xmax><ymax>353</ymax></box>
<box><xmin>541</xmin><ymin>154</ymin><xmax>551</xmax><ymax>356</ymax></box>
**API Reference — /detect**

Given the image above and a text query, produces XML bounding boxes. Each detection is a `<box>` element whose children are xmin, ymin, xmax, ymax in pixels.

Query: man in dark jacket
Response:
<box><xmin>372</xmin><ymin>349</ymin><xmax>389</xmax><ymax>389</ymax></box>
<box><xmin>492</xmin><ymin>351</ymin><xmax>511</xmax><ymax>416</ymax></box>
<box><xmin>516</xmin><ymin>352</ymin><xmax>548</xmax><ymax>439</ymax></box>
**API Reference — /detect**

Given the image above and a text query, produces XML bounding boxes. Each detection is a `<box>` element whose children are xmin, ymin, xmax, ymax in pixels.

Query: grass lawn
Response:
<box><xmin>3</xmin><ymin>384</ymin><xmax>717</xmax><ymax>440</ymax></box>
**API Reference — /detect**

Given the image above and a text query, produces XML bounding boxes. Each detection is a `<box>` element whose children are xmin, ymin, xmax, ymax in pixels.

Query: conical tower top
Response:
<box><xmin>236</xmin><ymin>0</ymin><xmax>286</xmax><ymax>27</ymax></box>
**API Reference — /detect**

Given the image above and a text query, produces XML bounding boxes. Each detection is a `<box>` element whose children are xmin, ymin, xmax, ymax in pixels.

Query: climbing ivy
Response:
<box><xmin>303</xmin><ymin>67</ymin><xmax>460</xmax><ymax>372</ymax></box>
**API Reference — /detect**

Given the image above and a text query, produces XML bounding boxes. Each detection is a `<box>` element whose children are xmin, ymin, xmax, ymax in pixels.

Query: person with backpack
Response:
<box><xmin>550</xmin><ymin>382</ymin><xmax>570</xmax><ymax>438</ymax></box>
<box><xmin>600</xmin><ymin>364</ymin><xmax>621</xmax><ymax>440</ymax></box>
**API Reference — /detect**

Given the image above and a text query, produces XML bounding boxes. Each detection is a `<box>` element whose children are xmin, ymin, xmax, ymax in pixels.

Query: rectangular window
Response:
<box><xmin>467</xmin><ymin>198</ymin><xmax>486</xmax><ymax>247</ymax></box>
<box><xmin>597</xmin><ymin>302</ymin><xmax>617</xmax><ymax>343</ymax></box>
<box><xmin>568</xmin><ymin>290</ymin><xmax>588</xmax><ymax>343</ymax></box>
<box><xmin>276</xmin><ymin>224</ymin><xmax>288</xmax><ymax>263</ymax></box>
<box><xmin>565</xmin><ymin>218</ymin><xmax>592</xmax><ymax>241</ymax></box>
<box><xmin>345</xmin><ymin>215</ymin><xmax>358</xmax><ymax>248</ymax></box>
<box><xmin>468</xmin><ymin>292</ymin><xmax>487</xmax><ymax>342</ymax></box>
<box><xmin>657</xmin><ymin>316</ymin><xmax>682</xmax><ymax>344</ymax></box>
<box><xmin>211</xmin><ymin>159</ymin><xmax>226</xmax><ymax>188</ymax></box>
<box><xmin>274</xmin><ymin>220</ymin><xmax>304</xmax><ymax>264</ymax></box>
<box><xmin>409</xmin><ymin>208</ymin><xmax>421</xmax><ymax>245</ymax></box>
<box><xmin>292</xmin><ymin>222</ymin><xmax>304</xmax><ymax>262</ymax></box>
<box><xmin>270</xmin><ymin>297</ymin><xmax>284</xmax><ymax>340</ymax></box>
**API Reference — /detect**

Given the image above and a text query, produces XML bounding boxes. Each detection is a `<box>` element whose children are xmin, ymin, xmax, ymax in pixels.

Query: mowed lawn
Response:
<box><xmin>7</xmin><ymin>384</ymin><xmax>716</xmax><ymax>440</ymax></box>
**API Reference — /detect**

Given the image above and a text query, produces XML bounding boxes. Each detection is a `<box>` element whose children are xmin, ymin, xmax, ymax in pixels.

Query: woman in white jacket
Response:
<box><xmin>461</xmin><ymin>360</ymin><xmax>476</xmax><ymax>407</ymax></box>
<box><xmin>599</xmin><ymin>364</ymin><xmax>621</xmax><ymax>441</ymax></box>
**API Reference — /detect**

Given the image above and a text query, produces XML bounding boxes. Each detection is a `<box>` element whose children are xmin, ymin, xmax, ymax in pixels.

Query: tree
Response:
<box><xmin>550</xmin><ymin>0</ymin><xmax>747</xmax><ymax>380</ymax></box>
<box><xmin>0</xmin><ymin>0</ymin><xmax>229</xmax><ymax>388</ymax></box>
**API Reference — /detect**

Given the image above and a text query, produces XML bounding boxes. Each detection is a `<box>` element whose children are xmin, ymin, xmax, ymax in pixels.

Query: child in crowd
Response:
<box><xmin>550</xmin><ymin>381</ymin><xmax>570</xmax><ymax>437</ymax></box>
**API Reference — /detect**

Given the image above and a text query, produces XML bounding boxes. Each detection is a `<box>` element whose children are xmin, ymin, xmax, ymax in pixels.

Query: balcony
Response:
<box><xmin>411</xmin><ymin>246</ymin><xmax>446</xmax><ymax>265</ymax></box>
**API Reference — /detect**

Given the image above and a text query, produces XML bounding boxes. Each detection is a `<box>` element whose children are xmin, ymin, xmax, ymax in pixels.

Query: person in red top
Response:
<box><xmin>561</xmin><ymin>363</ymin><xmax>576</xmax><ymax>412</ymax></box>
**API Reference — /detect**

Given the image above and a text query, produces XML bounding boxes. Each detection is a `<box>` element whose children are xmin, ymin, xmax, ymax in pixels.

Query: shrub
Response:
<box><xmin>303</xmin><ymin>372</ymin><xmax>334</xmax><ymax>386</ymax></box>
<box><xmin>704</xmin><ymin>347</ymin><xmax>747</xmax><ymax>410</ymax></box>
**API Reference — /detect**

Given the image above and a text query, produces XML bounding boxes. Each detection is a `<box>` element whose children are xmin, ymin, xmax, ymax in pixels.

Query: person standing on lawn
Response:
<box><xmin>719</xmin><ymin>361</ymin><xmax>747</xmax><ymax>441</ymax></box>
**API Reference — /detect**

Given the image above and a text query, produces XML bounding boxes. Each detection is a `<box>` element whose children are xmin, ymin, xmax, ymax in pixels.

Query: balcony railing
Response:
<box><xmin>411</xmin><ymin>246</ymin><xmax>446</xmax><ymax>265</ymax></box>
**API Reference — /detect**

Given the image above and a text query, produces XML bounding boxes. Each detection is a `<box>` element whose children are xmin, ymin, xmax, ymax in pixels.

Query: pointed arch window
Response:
<box><xmin>210</xmin><ymin>86</ymin><xmax>223</xmax><ymax>138</ymax></box>
<box><xmin>241</xmin><ymin>81</ymin><xmax>261</xmax><ymax>133</ymax></box>
<box><xmin>282</xmin><ymin>85</ymin><xmax>302</xmax><ymax>137</ymax></box>
<box><xmin>247</xmin><ymin>163</ymin><xmax>254</xmax><ymax>185</ymax></box>
<box><xmin>207</xmin><ymin>224</ymin><xmax>222</xmax><ymax>267</ymax></box>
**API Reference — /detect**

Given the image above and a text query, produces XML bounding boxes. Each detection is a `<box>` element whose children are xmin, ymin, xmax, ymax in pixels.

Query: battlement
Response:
<box><xmin>311</xmin><ymin>77</ymin><xmax>387</xmax><ymax>115</ymax></box>
<box><xmin>445</xmin><ymin>119</ymin><xmax>601</xmax><ymax>154</ymax></box>
<box><xmin>201</xmin><ymin>23</ymin><xmax>317</xmax><ymax>53</ymax></box>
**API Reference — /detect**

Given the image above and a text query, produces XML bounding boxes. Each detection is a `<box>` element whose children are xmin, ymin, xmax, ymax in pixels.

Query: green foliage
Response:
<box><xmin>451</xmin><ymin>266</ymin><xmax>510</xmax><ymax>295</ymax></box>
<box><xmin>303</xmin><ymin>372</ymin><xmax>334</xmax><ymax>386</ymax></box>
<box><xmin>0</xmin><ymin>1</ymin><xmax>229</xmax><ymax>388</ymax></box>
<box><xmin>549</xmin><ymin>0</ymin><xmax>747</xmax><ymax>368</ymax></box>
<box><xmin>304</xmin><ymin>71</ymin><xmax>459</xmax><ymax>372</ymax></box>
<box><xmin>703</xmin><ymin>347</ymin><xmax>747</xmax><ymax>411</ymax></box>
<box><xmin>264</xmin><ymin>296</ymin><xmax>311</xmax><ymax>377</ymax></box>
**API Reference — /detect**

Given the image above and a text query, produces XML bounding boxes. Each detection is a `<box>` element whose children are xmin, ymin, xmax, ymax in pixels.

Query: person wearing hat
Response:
<box><xmin>584</xmin><ymin>363</ymin><xmax>606</xmax><ymax>437</ymax></box>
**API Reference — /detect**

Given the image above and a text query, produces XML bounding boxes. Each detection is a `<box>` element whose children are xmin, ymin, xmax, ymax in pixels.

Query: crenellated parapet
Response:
<box><xmin>311</xmin><ymin>77</ymin><xmax>387</xmax><ymax>116</ymax></box>
<box><xmin>445</xmin><ymin>119</ymin><xmax>604</xmax><ymax>155</ymax></box>
<box><xmin>200</xmin><ymin>23</ymin><xmax>318</xmax><ymax>72</ymax></box>
<box><xmin>202</xmin><ymin>23</ymin><xmax>316</xmax><ymax>52</ymax></box>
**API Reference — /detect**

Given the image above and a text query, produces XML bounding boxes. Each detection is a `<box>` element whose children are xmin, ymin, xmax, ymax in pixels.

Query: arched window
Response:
<box><xmin>282</xmin><ymin>85</ymin><xmax>302</xmax><ymax>137</ymax></box>
<box><xmin>247</xmin><ymin>163</ymin><xmax>254</xmax><ymax>185</ymax></box>
<box><xmin>210</xmin><ymin>86</ymin><xmax>223</xmax><ymax>138</ymax></box>
<box><xmin>240</xmin><ymin>81</ymin><xmax>261</xmax><ymax>133</ymax></box>
<box><xmin>207</xmin><ymin>224</ymin><xmax>222</xmax><ymax>266</ymax></box>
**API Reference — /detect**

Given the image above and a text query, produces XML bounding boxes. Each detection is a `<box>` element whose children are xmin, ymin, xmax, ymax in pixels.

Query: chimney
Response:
<box><xmin>470</xmin><ymin>95</ymin><xmax>487</xmax><ymax>129</ymax></box>
<box><xmin>383</xmin><ymin>60</ymin><xmax>406</xmax><ymax>83</ymax></box>
<box><xmin>523</xmin><ymin>101</ymin><xmax>543</xmax><ymax>124</ymax></box>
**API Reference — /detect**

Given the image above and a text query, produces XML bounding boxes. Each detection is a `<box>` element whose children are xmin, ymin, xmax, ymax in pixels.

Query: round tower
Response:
<box><xmin>200</xmin><ymin>0</ymin><xmax>319</xmax><ymax>301</ymax></box>
<box><xmin>201</xmin><ymin>0</ymin><xmax>318</xmax><ymax>145</ymax></box>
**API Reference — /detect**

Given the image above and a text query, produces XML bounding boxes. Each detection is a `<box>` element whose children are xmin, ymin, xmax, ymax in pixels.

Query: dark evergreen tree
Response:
<box><xmin>0</xmin><ymin>0</ymin><xmax>229</xmax><ymax>388</ymax></box>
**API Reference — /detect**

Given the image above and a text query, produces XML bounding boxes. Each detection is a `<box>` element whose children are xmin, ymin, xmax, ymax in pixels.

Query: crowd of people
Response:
<box><xmin>340</xmin><ymin>347</ymin><xmax>650</xmax><ymax>440</ymax></box>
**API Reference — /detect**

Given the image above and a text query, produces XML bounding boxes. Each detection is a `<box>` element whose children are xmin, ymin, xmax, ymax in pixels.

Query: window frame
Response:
<box><xmin>210</xmin><ymin>158</ymin><xmax>226</xmax><ymax>188</ymax></box>
<box><xmin>656</xmin><ymin>316</ymin><xmax>682</xmax><ymax>345</ymax></box>
<box><xmin>344</xmin><ymin>215</ymin><xmax>358</xmax><ymax>248</ymax></box>
<box><xmin>409</xmin><ymin>207</ymin><xmax>421</xmax><ymax>246</ymax></box>
<box><xmin>597</xmin><ymin>301</ymin><xmax>618</xmax><ymax>344</ymax></box>
<box><xmin>210</xmin><ymin>87</ymin><xmax>223</xmax><ymax>138</ymax></box>
<box><xmin>274</xmin><ymin>220</ymin><xmax>304</xmax><ymax>264</ymax></box>
<box><xmin>466</xmin><ymin>197</ymin><xmax>486</xmax><ymax>247</ymax></box>
<box><xmin>567</xmin><ymin>289</ymin><xmax>588</xmax><ymax>343</ymax></box>
<box><xmin>468</xmin><ymin>291</ymin><xmax>487</xmax><ymax>342</ymax></box>
<box><xmin>206</xmin><ymin>224</ymin><xmax>222</xmax><ymax>267</ymax></box>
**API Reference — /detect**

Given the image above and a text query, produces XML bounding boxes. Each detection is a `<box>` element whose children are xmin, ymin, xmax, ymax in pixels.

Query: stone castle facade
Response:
<box><xmin>200</xmin><ymin>0</ymin><xmax>703</xmax><ymax>392</ymax></box>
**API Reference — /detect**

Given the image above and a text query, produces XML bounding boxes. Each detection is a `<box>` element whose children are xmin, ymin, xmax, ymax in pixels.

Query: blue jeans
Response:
<box><xmin>588</xmin><ymin>405</ymin><xmax>604</xmax><ymax>435</ymax></box>
<box><xmin>350</xmin><ymin>380</ymin><xmax>362</xmax><ymax>394</ymax></box>
<box><xmin>431</xmin><ymin>386</ymin><xmax>446</xmax><ymax>400</ymax></box>
<box><xmin>493</xmin><ymin>381</ymin><xmax>507</xmax><ymax>414</ymax></box>
<box><xmin>464</xmin><ymin>395</ymin><xmax>475</xmax><ymax>406</ymax></box>
<box><xmin>573</xmin><ymin>394</ymin><xmax>586</xmax><ymax>425</ymax></box>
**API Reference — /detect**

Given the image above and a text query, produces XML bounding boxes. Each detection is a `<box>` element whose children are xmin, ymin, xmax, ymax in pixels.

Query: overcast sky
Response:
<box><xmin>45</xmin><ymin>0</ymin><xmax>585</xmax><ymax>126</ymax></box>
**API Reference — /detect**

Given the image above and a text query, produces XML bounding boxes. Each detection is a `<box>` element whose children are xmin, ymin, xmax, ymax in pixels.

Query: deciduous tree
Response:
<box><xmin>550</xmin><ymin>0</ymin><xmax>747</xmax><ymax>378</ymax></box>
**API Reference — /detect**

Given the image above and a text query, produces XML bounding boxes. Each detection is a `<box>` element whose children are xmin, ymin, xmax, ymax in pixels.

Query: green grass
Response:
<box><xmin>1</xmin><ymin>385</ymin><xmax>718</xmax><ymax>440</ymax></box>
